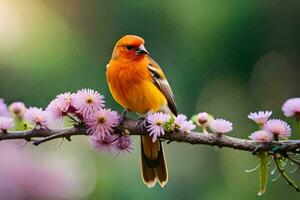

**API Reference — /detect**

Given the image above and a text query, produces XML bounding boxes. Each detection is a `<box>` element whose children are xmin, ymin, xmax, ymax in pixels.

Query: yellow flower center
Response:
<box><xmin>98</xmin><ymin>116</ymin><xmax>106</xmax><ymax>124</ymax></box>
<box><xmin>86</xmin><ymin>96</ymin><xmax>93</xmax><ymax>104</ymax></box>
<box><xmin>156</xmin><ymin>120</ymin><xmax>162</xmax><ymax>126</ymax></box>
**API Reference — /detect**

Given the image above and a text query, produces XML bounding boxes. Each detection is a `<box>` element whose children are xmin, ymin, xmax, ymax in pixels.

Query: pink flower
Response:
<box><xmin>9</xmin><ymin>102</ymin><xmax>26</xmax><ymax>118</ymax></box>
<box><xmin>146</xmin><ymin>112</ymin><xmax>171</xmax><ymax>142</ymax></box>
<box><xmin>209</xmin><ymin>118</ymin><xmax>233</xmax><ymax>134</ymax></box>
<box><xmin>47</xmin><ymin>93</ymin><xmax>74</xmax><ymax>122</ymax></box>
<box><xmin>73</xmin><ymin>89</ymin><xmax>105</xmax><ymax>118</ymax></box>
<box><xmin>179</xmin><ymin>120</ymin><xmax>196</xmax><ymax>134</ymax></box>
<box><xmin>46</xmin><ymin>99</ymin><xmax>66</xmax><ymax>121</ymax></box>
<box><xmin>173</xmin><ymin>114</ymin><xmax>196</xmax><ymax>134</ymax></box>
<box><xmin>89</xmin><ymin>135</ymin><xmax>118</xmax><ymax>154</ymax></box>
<box><xmin>264</xmin><ymin>119</ymin><xmax>291</xmax><ymax>139</ymax></box>
<box><xmin>0</xmin><ymin>98</ymin><xmax>10</xmax><ymax>117</ymax></box>
<box><xmin>86</xmin><ymin>109</ymin><xmax>119</xmax><ymax>140</ymax></box>
<box><xmin>0</xmin><ymin>117</ymin><xmax>14</xmax><ymax>133</ymax></box>
<box><xmin>282</xmin><ymin>98</ymin><xmax>300</xmax><ymax>118</ymax></box>
<box><xmin>115</xmin><ymin>135</ymin><xmax>133</xmax><ymax>154</ymax></box>
<box><xmin>174</xmin><ymin>114</ymin><xmax>187</xmax><ymax>129</ymax></box>
<box><xmin>56</xmin><ymin>92</ymin><xmax>75</xmax><ymax>112</ymax></box>
<box><xmin>24</xmin><ymin>107</ymin><xmax>51</xmax><ymax>128</ymax></box>
<box><xmin>197</xmin><ymin>112</ymin><xmax>209</xmax><ymax>125</ymax></box>
<box><xmin>248</xmin><ymin>111</ymin><xmax>272</xmax><ymax>125</ymax></box>
<box><xmin>249</xmin><ymin>130</ymin><xmax>273</xmax><ymax>143</ymax></box>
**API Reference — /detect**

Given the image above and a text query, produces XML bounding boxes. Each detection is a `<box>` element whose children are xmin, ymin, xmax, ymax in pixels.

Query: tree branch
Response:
<box><xmin>1</xmin><ymin>118</ymin><xmax>300</xmax><ymax>154</ymax></box>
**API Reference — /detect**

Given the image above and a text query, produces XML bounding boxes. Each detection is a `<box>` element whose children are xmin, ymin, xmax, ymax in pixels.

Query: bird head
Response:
<box><xmin>112</xmin><ymin>35</ymin><xmax>149</xmax><ymax>59</ymax></box>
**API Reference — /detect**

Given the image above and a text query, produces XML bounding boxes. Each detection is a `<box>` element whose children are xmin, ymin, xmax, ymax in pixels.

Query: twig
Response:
<box><xmin>53</xmin><ymin>138</ymin><xmax>65</xmax><ymax>150</ymax></box>
<box><xmin>32</xmin><ymin>127</ymin><xmax>87</xmax><ymax>146</ymax></box>
<box><xmin>18</xmin><ymin>140</ymin><xmax>29</xmax><ymax>148</ymax></box>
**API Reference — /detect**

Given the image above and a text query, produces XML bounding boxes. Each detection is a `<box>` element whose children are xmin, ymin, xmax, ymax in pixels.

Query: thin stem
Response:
<box><xmin>33</xmin><ymin>133</ymin><xmax>70</xmax><ymax>146</ymax></box>
<box><xmin>67</xmin><ymin>114</ymin><xmax>81</xmax><ymax>124</ymax></box>
<box><xmin>53</xmin><ymin>138</ymin><xmax>65</xmax><ymax>150</ymax></box>
<box><xmin>30</xmin><ymin>127</ymin><xmax>87</xmax><ymax>146</ymax></box>
<box><xmin>287</xmin><ymin>156</ymin><xmax>300</xmax><ymax>166</ymax></box>
<box><xmin>18</xmin><ymin>140</ymin><xmax>29</xmax><ymax>148</ymax></box>
<box><xmin>274</xmin><ymin>154</ymin><xmax>300</xmax><ymax>192</ymax></box>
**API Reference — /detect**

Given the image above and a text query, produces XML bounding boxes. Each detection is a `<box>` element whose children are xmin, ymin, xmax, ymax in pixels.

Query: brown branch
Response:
<box><xmin>0</xmin><ymin>127</ymin><xmax>87</xmax><ymax>143</ymax></box>
<box><xmin>0</xmin><ymin>118</ymin><xmax>300</xmax><ymax>154</ymax></box>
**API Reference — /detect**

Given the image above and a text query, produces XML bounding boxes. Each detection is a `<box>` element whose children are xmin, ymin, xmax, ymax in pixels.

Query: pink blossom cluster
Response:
<box><xmin>89</xmin><ymin>134</ymin><xmax>133</xmax><ymax>155</ymax></box>
<box><xmin>146</xmin><ymin>111</ymin><xmax>234</xmax><ymax>142</ymax></box>
<box><xmin>247</xmin><ymin>97</ymin><xmax>300</xmax><ymax>143</ymax></box>
<box><xmin>0</xmin><ymin>88</ymin><xmax>132</xmax><ymax>154</ymax></box>
<box><xmin>47</xmin><ymin>89</ymin><xmax>131</xmax><ymax>154</ymax></box>
<box><xmin>196</xmin><ymin>112</ymin><xmax>233</xmax><ymax>135</ymax></box>
<box><xmin>0</xmin><ymin>97</ymin><xmax>52</xmax><ymax>130</ymax></box>
<box><xmin>248</xmin><ymin>111</ymin><xmax>272</xmax><ymax>126</ymax></box>
<box><xmin>45</xmin><ymin>89</ymin><xmax>106</xmax><ymax>125</ymax></box>
<box><xmin>248</xmin><ymin>110</ymin><xmax>292</xmax><ymax>143</ymax></box>
<box><xmin>147</xmin><ymin>112</ymin><xmax>197</xmax><ymax>142</ymax></box>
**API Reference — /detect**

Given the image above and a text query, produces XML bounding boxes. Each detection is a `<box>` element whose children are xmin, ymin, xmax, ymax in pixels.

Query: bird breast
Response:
<box><xmin>107</xmin><ymin>59</ymin><xmax>167</xmax><ymax>114</ymax></box>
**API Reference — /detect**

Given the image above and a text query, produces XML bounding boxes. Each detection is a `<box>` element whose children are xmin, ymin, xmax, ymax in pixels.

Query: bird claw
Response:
<box><xmin>136</xmin><ymin>112</ymin><xmax>151</xmax><ymax>131</ymax></box>
<box><xmin>118</xmin><ymin>109</ymin><xmax>129</xmax><ymax>126</ymax></box>
<box><xmin>136</xmin><ymin>117</ymin><xmax>147</xmax><ymax>130</ymax></box>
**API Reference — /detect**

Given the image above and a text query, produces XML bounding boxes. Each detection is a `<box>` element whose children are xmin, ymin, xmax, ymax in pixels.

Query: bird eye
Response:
<box><xmin>126</xmin><ymin>45</ymin><xmax>134</xmax><ymax>50</ymax></box>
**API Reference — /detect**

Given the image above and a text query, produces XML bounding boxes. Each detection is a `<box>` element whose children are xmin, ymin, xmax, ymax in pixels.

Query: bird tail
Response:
<box><xmin>141</xmin><ymin>135</ymin><xmax>168</xmax><ymax>188</ymax></box>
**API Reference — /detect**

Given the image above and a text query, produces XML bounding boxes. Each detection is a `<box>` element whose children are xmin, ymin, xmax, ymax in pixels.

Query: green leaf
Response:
<box><xmin>13</xmin><ymin>118</ymin><xmax>28</xmax><ymax>131</ymax></box>
<box><xmin>191</xmin><ymin>115</ymin><xmax>199</xmax><ymax>125</ymax></box>
<box><xmin>258</xmin><ymin>151</ymin><xmax>269</xmax><ymax>196</ymax></box>
<box><xmin>163</xmin><ymin>116</ymin><xmax>175</xmax><ymax>132</ymax></box>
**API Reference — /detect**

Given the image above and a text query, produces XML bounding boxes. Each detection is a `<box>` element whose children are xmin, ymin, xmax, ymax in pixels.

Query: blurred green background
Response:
<box><xmin>0</xmin><ymin>0</ymin><xmax>300</xmax><ymax>199</ymax></box>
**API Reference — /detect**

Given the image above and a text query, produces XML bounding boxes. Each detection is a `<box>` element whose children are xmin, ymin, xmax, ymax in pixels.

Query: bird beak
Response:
<box><xmin>137</xmin><ymin>44</ymin><xmax>149</xmax><ymax>55</ymax></box>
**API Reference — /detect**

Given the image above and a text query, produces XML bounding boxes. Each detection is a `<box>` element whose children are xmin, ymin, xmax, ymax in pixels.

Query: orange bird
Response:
<box><xmin>106</xmin><ymin>35</ymin><xmax>177</xmax><ymax>188</ymax></box>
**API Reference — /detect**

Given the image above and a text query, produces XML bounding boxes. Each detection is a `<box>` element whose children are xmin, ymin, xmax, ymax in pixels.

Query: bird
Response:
<box><xmin>106</xmin><ymin>35</ymin><xmax>177</xmax><ymax>188</ymax></box>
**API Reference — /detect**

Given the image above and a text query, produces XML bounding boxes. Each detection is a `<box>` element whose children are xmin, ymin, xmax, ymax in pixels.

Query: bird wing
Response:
<box><xmin>147</xmin><ymin>56</ymin><xmax>177</xmax><ymax>116</ymax></box>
